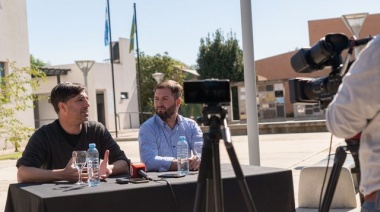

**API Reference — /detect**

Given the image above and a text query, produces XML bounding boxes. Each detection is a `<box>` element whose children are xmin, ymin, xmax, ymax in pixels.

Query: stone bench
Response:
<box><xmin>298</xmin><ymin>153</ymin><xmax>358</xmax><ymax>208</ymax></box>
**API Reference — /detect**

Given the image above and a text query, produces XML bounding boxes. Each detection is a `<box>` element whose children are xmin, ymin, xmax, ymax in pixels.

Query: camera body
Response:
<box><xmin>289</xmin><ymin>33</ymin><xmax>373</xmax><ymax>109</ymax></box>
<box><xmin>183</xmin><ymin>79</ymin><xmax>230</xmax><ymax>126</ymax></box>
<box><xmin>183</xmin><ymin>79</ymin><xmax>231</xmax><ymax>106</ymax></box>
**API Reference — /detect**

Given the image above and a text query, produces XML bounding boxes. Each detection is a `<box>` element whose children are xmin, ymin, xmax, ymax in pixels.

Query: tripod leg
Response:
<box><xmin>346</xmin><ymin>142</ymin><xmax>364</xmax><ymax>205</ymax></box>
<box><xmin>222</xmin><ymin>124</ymin><xmax>257</xmax><ymax>212</ymax></box>
<box><xmin>320</xmin><ymin>146</ymin><xmax>347</xmax><ymax>212</ymax></box>
<box><xmin>194</xmin><ymin>133</ymin><xmax>213</xmax><ymax>212</ymax></box>
<box><xmin>211</xmin><ymin>138</ymin><xmax>224</xmax><ymax>212</ymax></box>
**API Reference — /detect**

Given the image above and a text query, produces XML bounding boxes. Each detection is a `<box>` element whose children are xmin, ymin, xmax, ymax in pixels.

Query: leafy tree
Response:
<box><xmin>30</xmin><ymin>54</ymin><xmax>47</xmax><ymax>69</ymax></box>
<box><xmin>0</xmin><ymin>61</ymin><xmax>46</xmax><ymax>151</ymax></box>
<box><xmin>196</xmin><ymin>29</ymin><xmax>244</xmax><ymax>82</ymax></box>
<box><xmin>138</xmin><ymin>52</ymin><xmax>187</xmax><ymax>122</ymax></box>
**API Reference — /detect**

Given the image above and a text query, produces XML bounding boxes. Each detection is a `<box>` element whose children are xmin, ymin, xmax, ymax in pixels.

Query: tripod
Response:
<box><xmin>319</xmin><ymin>135</ymin><xmax>362</xmax><ymax>212</ymax></box>
<box><xmin>193</xmin><ymin>105</ymin><xmax>257</xmax><ymax>212</ymax></box>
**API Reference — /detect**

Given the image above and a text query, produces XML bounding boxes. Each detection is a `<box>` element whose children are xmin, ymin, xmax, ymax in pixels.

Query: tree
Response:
<box><xmin>0</xmin><ymin>61</ymin><xmax>46</xmax><ymax>151</ymax></box>
<box><xmin>138</xmin><ymin>52</ymin><xmax>187</xmax><ymax>122</ymax></box>
<box><xmin>196</xmin><ymin>29</ymin><xmax>244</xmax><ymax>82</ymax></box>
<box><xmin>30</xmin><ymin>54</ymin><xmax>47</xmax><ymax>70</ymax></box>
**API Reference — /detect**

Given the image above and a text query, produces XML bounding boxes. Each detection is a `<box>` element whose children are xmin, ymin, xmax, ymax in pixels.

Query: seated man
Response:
<box><xmin>139</xmin><ymin>80</ymin><xmax>203</xmax><ymax>172</ymax></box>
<box><xmin>17</xmin><ymin>82</ymin><xmax>129</xmax><ymax>183</ymax></box>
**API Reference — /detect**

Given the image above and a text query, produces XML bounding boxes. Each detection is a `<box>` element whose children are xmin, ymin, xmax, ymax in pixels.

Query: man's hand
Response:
<box><xmin>64</xmin><ymin>156</ymin><xmax>82</xmax><ymax>182</ymax></box>
<box><xmin>189</xmin><ymin>156</ymin><xmax>201</xmax><ymax>171</ymax></box>
<box><xmin>99</xmin><ymin>150</ymin><xmax>113</xmax><ymax>179</ymax></box>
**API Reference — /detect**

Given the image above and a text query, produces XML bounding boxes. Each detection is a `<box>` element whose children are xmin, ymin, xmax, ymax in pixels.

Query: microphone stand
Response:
<box><xmin>193</xmin><ymin>105</ymin><xmax>257</xmax><ymax>212</ymax></box>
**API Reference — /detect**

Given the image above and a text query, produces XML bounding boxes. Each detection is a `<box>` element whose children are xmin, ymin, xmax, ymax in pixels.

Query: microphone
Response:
<box><xmin>138</xmin><ymin>169</ymin><xmax>153</xmax><ymax>181</ymax></box>
<box><xmin>354</xmin><ymin>36</ymin><xmax>374</xmax><ymax>47</ymax></box>
<box><xmin>130</xmin><ymin>162</ymin><xmax>152</xmax><ymax>180</ymax></box>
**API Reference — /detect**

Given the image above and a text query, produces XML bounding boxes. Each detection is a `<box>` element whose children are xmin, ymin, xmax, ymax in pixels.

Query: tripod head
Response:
<box><xmin>202</xmin><ymin>105</ymin><xmax>227</xmax><ymax>126</ymax></box>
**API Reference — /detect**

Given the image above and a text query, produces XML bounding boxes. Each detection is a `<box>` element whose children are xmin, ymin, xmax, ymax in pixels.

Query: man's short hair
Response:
<box><xmin>50</xmin><ymin>82</ymin><xmax>86</xmax><ymax>113</ymax></box>
<box><xmin>154</xmin><ymin>80</ymin><xmax>183</xmax><ymax>99</ymax></box>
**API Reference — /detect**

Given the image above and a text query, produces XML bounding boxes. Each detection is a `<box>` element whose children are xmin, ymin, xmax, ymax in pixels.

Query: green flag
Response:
<box><xmin>129</xmin><ymin>11</ymin><xmax>136</xmax><ymax>53</ymax></box>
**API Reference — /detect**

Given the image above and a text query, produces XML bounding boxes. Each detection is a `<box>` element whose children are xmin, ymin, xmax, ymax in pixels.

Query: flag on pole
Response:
<box><xmin>129</xmin><ymin>11</ymin><xmax>136</xmax><ymax>53</ymax></box>
<box><xmin>104</xmin><ymin>3</ymin><xmax>110</xmax><ymax>46</ymax></box>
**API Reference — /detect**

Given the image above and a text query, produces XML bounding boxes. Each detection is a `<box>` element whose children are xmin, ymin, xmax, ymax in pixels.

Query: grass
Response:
<box><xmin>0</xmin><ymin>152</ymin><xmax>22</xmax><ymax>160</ymax></box>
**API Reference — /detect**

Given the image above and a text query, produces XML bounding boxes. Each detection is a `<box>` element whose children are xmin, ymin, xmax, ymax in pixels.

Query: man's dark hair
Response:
<box><xmin>50</xmin><ymin>82</ymin><xmax>86</xmax><ymax>113</ymax></box>
<box><xmin>154</xmin><ymin>80</ymin><xmax>183</xmax><ymax>99</ymax></box>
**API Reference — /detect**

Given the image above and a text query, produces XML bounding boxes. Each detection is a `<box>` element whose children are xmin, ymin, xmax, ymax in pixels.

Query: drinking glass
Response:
<box><xmin>72</xmin><ymin>151</ymin><xmax>87</xmax><ymax>185</ymax></box>
<box><xmin>193</xmin><ymin>142</ymin><xmax>203</xmax><ymax>160</ymax></box>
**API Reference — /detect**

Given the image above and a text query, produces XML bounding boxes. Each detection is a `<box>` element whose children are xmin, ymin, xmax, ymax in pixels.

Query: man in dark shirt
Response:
<box><xmin>17</xmin><ymin>82</ymin><xmax>129</xmax><ymax>183</ymax></box>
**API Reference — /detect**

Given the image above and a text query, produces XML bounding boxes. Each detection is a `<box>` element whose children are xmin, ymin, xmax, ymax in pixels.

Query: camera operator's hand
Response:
<box><xmin>345</xmin><ymin>133</ymin><xmax>361</xmax><ymax>142</ymax></box>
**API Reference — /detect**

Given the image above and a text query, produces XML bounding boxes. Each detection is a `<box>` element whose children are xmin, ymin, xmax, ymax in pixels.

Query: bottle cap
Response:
<box><xmin>89</xmin><ymin>143</ymin><xmax>96</xmax><ymax>148</ymax></box>
<box><xmin>179</xmin><ymin>136</ymin><xmax>185</xmax><ymax>141</ymax></box>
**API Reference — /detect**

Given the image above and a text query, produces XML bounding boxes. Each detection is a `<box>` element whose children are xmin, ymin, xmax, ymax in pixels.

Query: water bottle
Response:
<box><xmin>87</xmin><ymin>143</ymin><xmax>100</xmax><ymax>187</ymax></box>
<box><xmin>177</xmin><ymin>136</ymin><xmax>189</xmax><ymax>175</ymax></box>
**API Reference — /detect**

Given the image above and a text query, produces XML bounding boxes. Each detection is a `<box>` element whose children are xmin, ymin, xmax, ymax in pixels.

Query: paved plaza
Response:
<box><xmin>0</xmin><ymin>131</ymin><xmax>362</xmax><ymax>211</ymax></box>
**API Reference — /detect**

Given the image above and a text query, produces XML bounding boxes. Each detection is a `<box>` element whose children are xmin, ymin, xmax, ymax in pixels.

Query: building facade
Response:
<box><xmin>34</xmin><ymin>38</ymin><xmax>140</xmax><ymax>131</ymax></box>
<box><xmin>0</xmin><ymin>0</ymin><xmax>35</xmax><ymax>148</ymax></box>
<box><xmin>236</xmin><ymin>13</ymin><xmax>380</xmax><ymax>121</ymax></box>
<box><xmin>1</xmin><ymin>0</ymin><xmax>139</xmax><ymax>145</ymax></box>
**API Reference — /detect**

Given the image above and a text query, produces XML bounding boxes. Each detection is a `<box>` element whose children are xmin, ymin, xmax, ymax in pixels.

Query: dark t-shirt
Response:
<box><xmin>16</xmin><ymin>120</ymin><xmax>129</xmax><ymax>170</ymax></box>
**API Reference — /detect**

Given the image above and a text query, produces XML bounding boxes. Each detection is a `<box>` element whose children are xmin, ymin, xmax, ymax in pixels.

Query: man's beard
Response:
<box><xmin>156</xmin><ymin>103</ymin><xmax>176</xmax><ymax>121</ymax></box>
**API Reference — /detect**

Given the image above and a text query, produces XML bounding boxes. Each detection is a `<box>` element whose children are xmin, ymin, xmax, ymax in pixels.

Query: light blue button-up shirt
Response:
<box><xmin>139</xmin><ymin>114</ymin><xmax>203</xmax><ymax>172</ymax></box>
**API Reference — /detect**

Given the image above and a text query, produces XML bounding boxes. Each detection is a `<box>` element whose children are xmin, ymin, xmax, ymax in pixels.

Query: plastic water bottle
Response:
<box><xmin>177</xmin><ymin>136</ymin><xmax>189</xmax><ymax>175</ymax></box>
<box><xmin>87</xmin><ymin>143</ymin><xmax>100</xmax><ymax>187</ymax></box>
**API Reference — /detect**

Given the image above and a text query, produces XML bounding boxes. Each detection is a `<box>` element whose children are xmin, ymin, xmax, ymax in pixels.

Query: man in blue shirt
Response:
<box><xmin>139</xmin><ymin>80</ymin><xmax>203</xmax><ymax>172</ymax></box>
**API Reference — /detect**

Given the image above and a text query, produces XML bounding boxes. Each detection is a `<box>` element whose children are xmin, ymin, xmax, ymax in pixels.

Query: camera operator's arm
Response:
<box><xmin>326</xmin><ymin>35</ymin><xmax>380</xmax><ymax>139</ymax></box>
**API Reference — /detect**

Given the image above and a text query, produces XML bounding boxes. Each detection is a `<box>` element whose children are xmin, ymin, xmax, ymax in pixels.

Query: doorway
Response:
<box><xmin>96</xmin><ymin>93</ymin><xmax>106</xmax><ymax>126</ymax></box>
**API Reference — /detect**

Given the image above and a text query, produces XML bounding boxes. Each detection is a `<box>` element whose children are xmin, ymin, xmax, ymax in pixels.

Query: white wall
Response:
<box><xmin>0</xmin><ymin>0</ymin><xmax>34</xmax><ymax>148</ymax></box>
<box><xmin>34</xmin><ymin>38</ymin><xmax>140</xmax><ymax>131</ymax></box>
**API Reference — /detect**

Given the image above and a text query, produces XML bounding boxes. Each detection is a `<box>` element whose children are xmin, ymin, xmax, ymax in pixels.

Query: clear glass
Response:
<box><xmin>193</xmin><ymin>142</ymin><xmax>203</xmax><ymax>160</ymax></box>
<box><xmin>72</xmin><ymin>151</ymin><xmax>87</xmax><ymax>185</ymax></box>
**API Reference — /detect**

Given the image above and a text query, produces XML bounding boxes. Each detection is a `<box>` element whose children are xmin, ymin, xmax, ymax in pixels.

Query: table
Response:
<box><xmin>5</xmin><ymin>164</ymin><xmax>295</xmax><ymax>212</ymax></box>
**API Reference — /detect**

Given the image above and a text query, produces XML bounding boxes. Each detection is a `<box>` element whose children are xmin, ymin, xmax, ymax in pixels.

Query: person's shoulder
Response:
<box><xmin>85</xmin><ymin>121</ymin><xmax>105</xmax><ymax>128</ymax></box>
<box><xmin>179</xmin><ymin>115</ymin><xmax>199</xmax><ymax>127</ymax></box>
<box><xmin>36</xmin><ymin>120</ymin><xmax>58</xmax><ymax>132</ymax></box>
<box><xmin>140</xmin><ymin>116</ymin><xmax>156</xmax><ymax>128</ymax></box>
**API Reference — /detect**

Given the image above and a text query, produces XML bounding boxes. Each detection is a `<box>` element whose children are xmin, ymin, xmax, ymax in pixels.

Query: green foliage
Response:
<box><xmin>0</xmin><ymin>61</ymin><xmax>46</xmax><ymax>152</ymax></box>
<box><xmin>196</xmin><ymin>29</ymin><xmax>244</xmax><ymax>82</ymax></box>
<box><xmin>138</xmin><ymin>52</ymin><xmax>187</xmax><ymax>122</ymax></box>
<box><xmin>30</xmin><ymin>54</ymin><xmax>47</xmax><ymax>69</ymax></box>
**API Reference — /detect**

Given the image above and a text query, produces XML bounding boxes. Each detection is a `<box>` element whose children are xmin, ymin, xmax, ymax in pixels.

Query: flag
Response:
<box><xmin>104</xmin><ymin>3</ymin><xmax>110</xmax><ymax>46</ymax></box>
<box><xmin>129</xmin><ymin>11</ymin><xmax>136</xmax><ymax>53</ymax></box>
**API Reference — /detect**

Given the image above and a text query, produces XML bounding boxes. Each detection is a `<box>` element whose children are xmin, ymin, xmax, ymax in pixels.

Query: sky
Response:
<box><xmin>26</xmin><ymin>0</ymin><xmax>379</xmax><ymax>67</ymax></box>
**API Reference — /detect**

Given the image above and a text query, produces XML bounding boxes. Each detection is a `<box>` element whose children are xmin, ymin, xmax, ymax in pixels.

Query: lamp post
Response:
<box><xmin>152</xmin><ymin>72</ymin><xmax>165</xmax><ymax>84</ymax></box>
<box><xmin>341</xmin><ymin>13</ymin><xmax>368</xmax><ymax>56</ymax></box>
<box><xmin>75</xmin><ymin>60</ymin><xmax>95</xmax><ymax>88</ymax></box>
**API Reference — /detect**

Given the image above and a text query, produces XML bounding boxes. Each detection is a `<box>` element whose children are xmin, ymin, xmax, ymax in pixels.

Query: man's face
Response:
<box><xmin>59</xmin><ymin>91</ymin><xmax>90</xmax><ymax>124</ymax></box>
<box><xmin>154</xmin><ymin>88</ymin><xmax>179</xmax><ymax>120</ymax></box>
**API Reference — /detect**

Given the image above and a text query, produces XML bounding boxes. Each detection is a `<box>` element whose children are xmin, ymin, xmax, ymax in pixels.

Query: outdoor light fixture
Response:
<box><xmin>341</xmin><ymin>12</ymin><xmax>368</xmax><ymax>56</ymax></box>
<box><xmin>75</xmin><ymin>60</ymin><xmax>95</xmax><ymax>88</ymax></box>
<box><xmin>152</xmin><ymin>72</ymin><xmax>165</xmax><ymax>84</ymax></box>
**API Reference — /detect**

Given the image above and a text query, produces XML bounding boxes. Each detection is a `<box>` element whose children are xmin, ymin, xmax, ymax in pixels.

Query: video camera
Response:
<box><xmin>289</xmin><ymin>33</ymin><xmax>373</xmax><ymax>109</ymax></box>
<box><xmin>183</xmin><ymin>79</ymin><xmax>231</xmax><ymax>106</ymax></box>
<box><xmin>183</xmin><ymin>79</ymin><xmax>231</xmax><ymax>126</ymax></box>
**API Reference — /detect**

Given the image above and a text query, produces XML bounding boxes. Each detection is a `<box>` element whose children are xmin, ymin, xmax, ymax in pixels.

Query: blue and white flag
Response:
<box><xmin>104</xmin><ymin>3</ymin><xmax>110</xmax><ymax>46</ymax></box>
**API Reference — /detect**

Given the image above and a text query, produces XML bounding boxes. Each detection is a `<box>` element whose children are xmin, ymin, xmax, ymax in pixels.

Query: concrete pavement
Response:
<box><xmin>0</xmin><ymin>130</ymin><xmax>361</xmax><ymax>211</ymax></box>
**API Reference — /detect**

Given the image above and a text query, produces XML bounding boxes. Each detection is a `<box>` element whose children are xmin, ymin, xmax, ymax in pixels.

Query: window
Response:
<box><xmin>275</xmin><ymin>90</ymin><xmax>283</xmax><ymax>97</ymax></box>
<box><xmin>0</xmin><ymin>62</ymin><xmax>5</xmax><ymax>86</ymax></box>
<box><xmin>0</xmin><ymin>62</ymin><xmax>4</xmax><ymax>78</ymax></box>
<box><xmin>265</xmin><ymin>84</ymin><xmax>274</xmax><ymax>91</ymax></box>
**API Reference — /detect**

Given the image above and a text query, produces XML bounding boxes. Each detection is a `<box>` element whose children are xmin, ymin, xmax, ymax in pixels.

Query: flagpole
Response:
<box><xmin>133</xmin><ymin>3</ymin><xmax>143</xmax><ymax>125</ymax></box>
<box><xmin>106</xmin><ymin>0</ymin><xmax>118</xmax><ymax>138</ymax></box>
